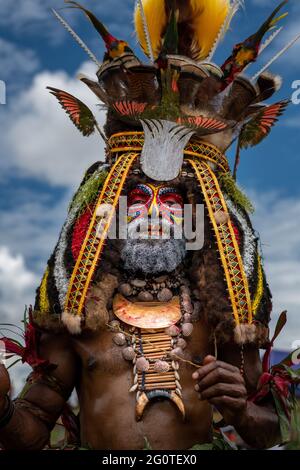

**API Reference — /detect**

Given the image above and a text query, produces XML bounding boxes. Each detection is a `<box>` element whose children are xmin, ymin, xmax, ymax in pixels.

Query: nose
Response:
<box><xmin>148</xmin><ymin>200</ymin><xmax>160</xmax><ymax>218</ymax></box>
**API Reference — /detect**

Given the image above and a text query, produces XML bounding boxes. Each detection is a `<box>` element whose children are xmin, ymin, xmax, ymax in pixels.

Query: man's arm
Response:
<box><xmin>0</xmin><ymin>332</ymin><xmax>78</xmax><ymax>450</ymax></box>
<box><xmin>192</xmin><ymin>344</ymin><xmax>281</xmax><ymax>449</ymax></box>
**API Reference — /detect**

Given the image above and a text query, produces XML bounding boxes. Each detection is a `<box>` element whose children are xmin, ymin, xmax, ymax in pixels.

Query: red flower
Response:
<box><xmin>1</xmin><ymin>308</ymin><xmax>55</xmax><ymax>375</ymax></box>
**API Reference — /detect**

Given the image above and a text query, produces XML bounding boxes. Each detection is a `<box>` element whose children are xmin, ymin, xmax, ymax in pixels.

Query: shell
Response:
<box><xmin>182</xmin><ymin>323</ymin><xmax>194</xmax><ymax>337</ymax></box>
<box><xmin>181</xmin><ymin>293</ymin><xmax>190</xmax><ymax>302</ymax></box>
<box><xmin>170</xmin><ymin>347</ymin><xmax>184</xmax><ymax>359</ymax></box>
<box><xmin>113</xmin><ymin>332</ymin><xmax>126</xmax><ymax>346</ymax></box>
<box><xmin>153</xmin><ymin>360</ymin><xmax>170</xmax><ymax>373</ymax></box>
<box><xmin>119</xmin><ymin>283</ymin><xmax>133</xmax><ymax>297</ymax></box>
<box><xmin>157</xmin><ymin>288</ymin><xmax>173</xmax><ymax>302</ymax></box>
<box><xmin>176</xmin><ymin>338</ymin><xmax>187</xmax><ymax>350</ymax></box>
<box><xmin>129</xmin><ymin>383</ymin><xmax>138</xmax><ymax>393</ymax></box>
<box><xmin>165</xmin><ymin>325</ymin><xmax>181</xmax><ymax>337</ymax></box>
<box><xmin>183</xmin><ymin>313</ymin><xmax>192</xmax><ymax>323</ymax></box>
<box><xmin>155</xmin><ymin>275</ymin><xmax>168</xmax><ymax>283</ymax></box>
<box><xmin>180</xmin><ymin>286</ymin><xmax>191</xmax><ymax>296</ymax></box>
<box><xmin>131</xmin><ymin>279</ymin><xmax>146</xmax><ymax>288</ymax></box>
<box><xmin>182</xmin><ymin>299</ymin><xmax>193</xmax><ymax>314</ymax></box>
<box><xmin>122</xmin><ymin>346</ymin><xmax>136</xmax><ymax>361</ymax></box>
<box><xmin>214</xmin><ymin>210</ymin><xmax>229</xmax><ymax>225</ymax></box>
<box><xmin>136</xmin><ymin>357</ymin><xmax>150</xmax><ymax>372</ymax></box>
<box><xmin>109</xmin><ymin>320</ymin><xmax>120</xmax><ymax>332</ymax></box>
<box><xmin>137</xmin><ymin>291</ymin><xmax>154</xmax><ymax>301</ymax></box>
<box><xmin>175</xmin><ymin>380</ymin><xmax>182</xmax><ymax>390</ymax></box>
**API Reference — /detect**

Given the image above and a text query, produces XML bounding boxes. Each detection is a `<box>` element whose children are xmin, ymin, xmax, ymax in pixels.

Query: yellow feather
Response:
<box><xmin>39</xmin><ymin>268</ymin><xmax>50</xmax><ymax>313</ymax></box>
<box><xmin>134</xmin><ymin>0</ymin><xmax>167</xmax><ymax>59</ymax></box>
<box><xmin>134</xmin><ymin>0</ymin><xmax>230</xmax><ymax>60</ymax></box>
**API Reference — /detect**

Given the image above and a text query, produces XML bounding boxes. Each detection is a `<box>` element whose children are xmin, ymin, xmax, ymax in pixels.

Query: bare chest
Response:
<box><xmin>72</xmin><ymin>320</ymin><xmax>211</xmax><ymax>377</ymax></box>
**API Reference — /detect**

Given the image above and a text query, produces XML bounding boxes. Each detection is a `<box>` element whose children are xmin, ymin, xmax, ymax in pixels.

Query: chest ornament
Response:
<box><xmin>111</xmin><ymin>289</ymin><xmax>194</xmax><ymax>420</ymax></box>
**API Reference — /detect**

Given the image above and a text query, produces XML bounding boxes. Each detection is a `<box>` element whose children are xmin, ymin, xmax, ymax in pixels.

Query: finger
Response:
<box><xmin>192</xmin><ymin>356</ymin><xmax>216</xmax><ymax>380</ymax></box>
<box><xmin>199</xmin><ymin>383</ymin><xmax>247</xmax><ymax>401</ymax></box>
<box><xmin>198</xmin><ymin>367</ymin><xmax>244</xmax><ymax>391</ymax></box>
<box><xmin>203</xmin><ymin>355</ymin><xmax>216</xmax><ymax>365</ymax></box>
<box><xmin>192</xmin><ymin>359</ymin><xmax>240</xmax><ymax>381</ymax></box>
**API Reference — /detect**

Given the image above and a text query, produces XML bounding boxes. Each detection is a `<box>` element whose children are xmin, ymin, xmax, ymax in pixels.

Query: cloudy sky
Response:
<box><xmin>1</xmin><ymin>0</ymin><xmax>300</xmax><ymax>392</ymax></box>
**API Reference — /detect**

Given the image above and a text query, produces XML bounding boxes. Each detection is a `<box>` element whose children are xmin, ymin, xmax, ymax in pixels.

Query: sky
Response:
<box><xmin>0</xmin><ymin>0</ymin><xmax>300</xmax><ymax>393</ymax></box>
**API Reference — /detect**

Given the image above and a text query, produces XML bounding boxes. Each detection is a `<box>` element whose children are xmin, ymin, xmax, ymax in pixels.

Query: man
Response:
<box><xmin>0</xmin><ymin>177</ymin><xmax>279</xmax><ymax>450</ymax></box>
<box><xmin>0</xmin><ymin>0</ymin><xmax>293</xmax><ymax>450</ymax></box>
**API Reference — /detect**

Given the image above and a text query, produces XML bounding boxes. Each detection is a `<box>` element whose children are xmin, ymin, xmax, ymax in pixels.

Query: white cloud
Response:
<box><xmin>0</xmin><ymin>247</ymin><xmax>36</xmax><ymax>396</ymax></box>
<box><xmin>252</xmin><ymin>191</ymin><xmax>300</xmax><ymax>350</ymax></box>
<box><xmin>0</xmin><ymin>0</ymin><xmax>51</xmax><ymax>26</ymax></box>
<box><xmin>0</xmin><ymin>246</ymin><xmax>37</xmax><ymax>297</ymax></box>
<box><xmin>0</xmin><ymin>0</ymin><xmax>133</xmax><ymax>43</ymax></box>
<box><xmin>0</xmin><ymin>38</ymin><xmax>40</xmax><ymax>82</ymax></box>
<box><xmin>0</xmin><ymin>189</ymin><xmax>71</xmax><ymax>273</ymax></box>
<box><xmin>0</xmin><ymin>61</ymin><xmax>106</xmax><ymax>187</ymax></box>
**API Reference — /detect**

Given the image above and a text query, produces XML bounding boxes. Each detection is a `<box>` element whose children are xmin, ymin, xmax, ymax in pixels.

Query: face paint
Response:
<box><xmin>157</xmin><ymin>186</ymin><xmax>184</xmax><ymax>226</ymax></box>
<box><xmin>127</xmin><ymin>184</ymin><xmax>153</xmax><ymax>223</ymax></box>
<box><xmin>127</xmin><ymin>183</ymin><xmax>184</xmax><ymax>231</ymax></box>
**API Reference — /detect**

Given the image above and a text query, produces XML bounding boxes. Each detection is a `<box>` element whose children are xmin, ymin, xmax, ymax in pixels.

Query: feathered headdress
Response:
<box><xmin>33</xmin><ymin>0</ymin><xmax>298</xmax><ymax>344</ymax></box>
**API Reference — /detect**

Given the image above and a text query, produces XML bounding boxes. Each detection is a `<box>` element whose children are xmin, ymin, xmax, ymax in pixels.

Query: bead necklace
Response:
<box><xmin>109</xmin><ymin>282</ymin><xmax>196</xmax><ymax>420</ymax></box>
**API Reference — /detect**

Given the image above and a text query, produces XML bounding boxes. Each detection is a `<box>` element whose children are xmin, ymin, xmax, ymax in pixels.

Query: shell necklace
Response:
<box><xmin>109</xmin><ymin>283</ymin><xmax>195</xmax><ymax>420</ymax></box>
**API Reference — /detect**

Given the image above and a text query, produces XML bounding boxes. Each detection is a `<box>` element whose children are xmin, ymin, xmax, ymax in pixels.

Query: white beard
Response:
<box><xmin>121</xmin><ymin>238</ymin><xmax>186</xmax><ymax>274</ymax></box>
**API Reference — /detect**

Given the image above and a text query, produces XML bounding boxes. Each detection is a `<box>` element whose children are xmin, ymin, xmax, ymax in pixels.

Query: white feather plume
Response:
<box><xmin>136</xmin><ymin>0</ymin><xmax>155</xmax><ymax>63</ymax></box>
<box><xmin>252</xmin><ymin>32</ymin><xmax>300</xmax><ymax>81</ymax></box>
<box><xmin>52</xmin><ymin>9</ymin><xmax>101</xmax><ymax>68</ymax></box>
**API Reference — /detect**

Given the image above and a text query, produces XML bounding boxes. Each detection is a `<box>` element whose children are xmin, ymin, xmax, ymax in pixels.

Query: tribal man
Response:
<box><xmin>0</xmin><ymin>0</ymin><xmax>297</xmax><ymax>450</ymax></box>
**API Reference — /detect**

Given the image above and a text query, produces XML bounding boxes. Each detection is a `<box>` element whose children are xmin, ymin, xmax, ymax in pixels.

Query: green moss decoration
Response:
<box><xmin>69</xmin><ymin>169</ymin><xmax>108</xmax><ymax>216</ymax></box>
<box><xmin>219</xmin><ymin>172</ymin><xmax>255</xmax><ymax>214</ymax></box>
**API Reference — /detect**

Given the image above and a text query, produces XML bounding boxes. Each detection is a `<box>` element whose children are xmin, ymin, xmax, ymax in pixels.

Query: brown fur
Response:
<box><xmin>85</xmin><ymin>273</ymin><xmax>119</xmax><ymax>331</ymax></box>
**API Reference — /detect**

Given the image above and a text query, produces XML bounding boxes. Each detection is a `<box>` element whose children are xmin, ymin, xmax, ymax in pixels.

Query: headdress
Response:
<box><xmin>33</xmin><ymin>0</ymin><xmax>298</xmax><ymax>345</ymax></box>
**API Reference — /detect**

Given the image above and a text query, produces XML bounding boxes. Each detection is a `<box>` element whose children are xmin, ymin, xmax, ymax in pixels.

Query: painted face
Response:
<box><xmin>127</xmin><ymin>183</ymin><xmax>184</xmax><ymax>229</ymax></box>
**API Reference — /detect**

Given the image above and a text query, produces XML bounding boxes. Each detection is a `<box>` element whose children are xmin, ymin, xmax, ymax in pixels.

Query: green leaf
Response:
<box><xmin>190</xmin><ymin>443</ymin><xmax>213</xmax><ymax>450</ymax></box>
<box><xmin>143</xmin><ymin>437</ymin><xmax>152</xmax><ymax>450</ymax></box>
<box><xmin>272</xmin><ymin>389</ymin><xmax>292</xmax><ymax>444</ymax></box>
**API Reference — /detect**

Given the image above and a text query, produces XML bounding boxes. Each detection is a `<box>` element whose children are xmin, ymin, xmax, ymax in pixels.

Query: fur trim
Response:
<box><xmin>224</xmin><ymin>196</ymin><xmax>257</xmax><ymax>280</ymax></box>
<box><xmin>85</xmin><ymin>273</ymin><xmax>119</xmax><ymax>331</ymax></box>
<box><xmin>54</xmin><ymin>206</ymin><xmax>78</xmax><ymax>309</ymax></box>
<box><xmin>31</xmin><ymin>310</ymin><xmax>66</xmax><ymax>333</ymax></box>
<box><xmin>234</xmin><ymin>323</ymin><xmax>257</xmax><ymax>345</ymax></box>
<box><xmin>259</xmin><ymin>71</ymin><xmax>283</xmax><ymax>92</ymax></box>
<box><xmin>62</xmin><ymin>311</ymin><xmax>82</xmax><ymax>335</ymax></box>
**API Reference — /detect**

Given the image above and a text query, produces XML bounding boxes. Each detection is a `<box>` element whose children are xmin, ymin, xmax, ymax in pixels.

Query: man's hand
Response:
<box><xmin>192</xmin><ymin>355</ymin><xmax>247</xmax><ymax>425</ymax></box>
<box><xmin>0</xmin><ymin>364</ymin><xmax>10</xmax><ymax>415</ymax></box>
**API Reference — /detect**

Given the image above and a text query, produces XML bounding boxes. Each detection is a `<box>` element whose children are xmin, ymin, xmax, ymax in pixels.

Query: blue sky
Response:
<box><xmin>1</xmin><ymin>1</ymin><xmax>300</xmax><ymax>390</ymax></box>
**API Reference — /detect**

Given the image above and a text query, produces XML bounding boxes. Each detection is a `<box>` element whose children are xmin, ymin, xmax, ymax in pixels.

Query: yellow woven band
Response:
<box><xmin>108</xmin><ymin>132</ymin><xmax>230</xmax><ymax>174</ymax></box>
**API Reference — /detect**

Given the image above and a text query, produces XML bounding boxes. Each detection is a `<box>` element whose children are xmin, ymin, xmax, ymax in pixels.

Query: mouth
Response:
<box><xmin>138</xmin><ymin>225</ymin><xmax>169</xmax><ymax>238</ymax></box>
